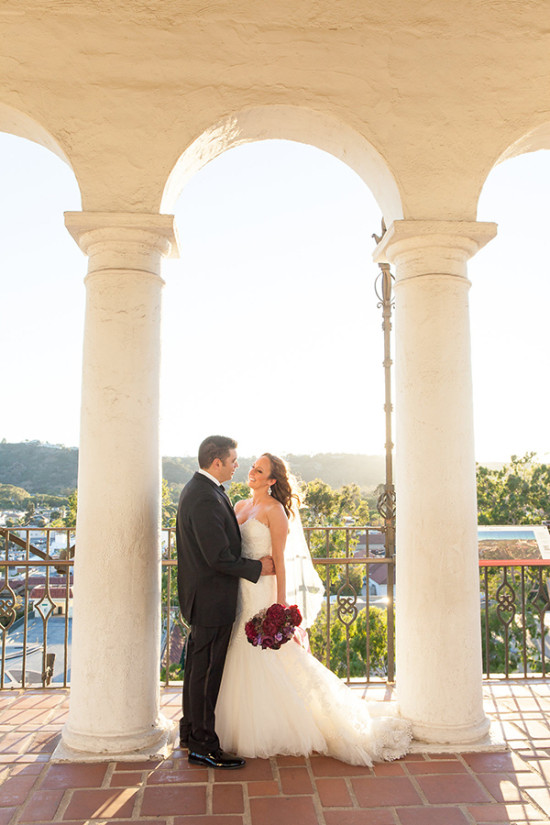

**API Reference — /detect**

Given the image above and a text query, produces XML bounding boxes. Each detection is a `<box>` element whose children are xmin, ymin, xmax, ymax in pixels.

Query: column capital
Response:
<box><xmin>64</xmin><ymin>211</ymin><xmax>180</xmax><ymax>260</ymax></box>
<box><xmin>373</xmin><ymin>220</ymin><xmax>497</xmax><ymax>280</ymax></box>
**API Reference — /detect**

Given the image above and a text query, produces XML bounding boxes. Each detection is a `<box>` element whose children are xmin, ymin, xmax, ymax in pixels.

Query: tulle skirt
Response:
<box><xmin>215</xmin><ymin>623</ymin><xmax>411</xmax><ymax>766</ymax></box>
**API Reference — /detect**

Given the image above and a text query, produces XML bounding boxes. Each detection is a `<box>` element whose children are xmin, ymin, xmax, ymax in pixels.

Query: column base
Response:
<box><xmin>409</xmin><ymin>712</ymin><xmax>491</xmax><ymax>747</ymax></box>
<box><xmin>408</xmin><ymin>721</ymin><xmax>506</xmax><ymax>754</ymax></box>
<box><xmin>52</xmin><ymin>715</ymin><xmax>177</xmax><ymax>763</ymax></box>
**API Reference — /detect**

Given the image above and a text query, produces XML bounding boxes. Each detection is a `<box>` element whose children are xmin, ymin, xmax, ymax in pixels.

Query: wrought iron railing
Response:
<box><xmin>2</xmin><ymin>526</ymin><xmax>550</xmax><ymax>690</ymax></box>
<box><xmin>0</xmin><ymin>527</ymin><xmax>74</xmax><ymax>689</ymax></box>
<box><xmin>480</xmin><ymin>559</ymin><xmax>550</xmax><ymax>679</ymax></box>
<box><xmin>160</xmin><ymin>525</ymin><xmax>396</xmax><ymax>687</ymax></box>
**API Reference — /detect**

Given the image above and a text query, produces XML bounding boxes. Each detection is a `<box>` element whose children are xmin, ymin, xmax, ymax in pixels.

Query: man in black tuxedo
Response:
<box><xmin>176</xmin><ymin>435</ymin><xmax>274</xmax><ymax>769</ymax></box>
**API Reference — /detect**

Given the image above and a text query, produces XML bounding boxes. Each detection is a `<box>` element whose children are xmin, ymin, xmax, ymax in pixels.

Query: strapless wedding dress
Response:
<box><xmin>215</xmin><ymin>518</ymin><xmax>411</xmax><ymax>765</ymax></box>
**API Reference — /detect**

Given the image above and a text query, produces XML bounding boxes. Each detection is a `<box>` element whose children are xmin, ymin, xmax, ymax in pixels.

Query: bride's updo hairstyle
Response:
<box><xmin>261</xmin><ymin>453</ymin><xmax>301</xmax><ymax>519</ymax></box>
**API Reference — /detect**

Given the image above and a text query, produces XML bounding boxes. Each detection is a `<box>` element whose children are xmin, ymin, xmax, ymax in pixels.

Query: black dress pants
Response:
<box><xmin>180</xmin><ymin>623</ymin><xmax>233</xmax><ymax>755</ymax></box>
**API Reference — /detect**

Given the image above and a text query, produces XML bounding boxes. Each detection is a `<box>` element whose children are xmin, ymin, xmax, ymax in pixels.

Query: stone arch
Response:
<box><xmin>0</xmin><ymin>99</ymin><xmax>84</xmax><ymax>446</ymax></box>
<box><xmin>494</xmin><ymin>121</ymin><xmax>550</xmax><ymax>166</ymax></box>
<box><xmin>161</xmin><ymin>105</ymin><xmax>403</xmax><ymax>223</ymax></box>
<box><xmin>470</xmin><ymin>118</ymin><xmax>550</xmax><ymax>466</ymax></box>
<box><xmin>476</xmin><ymin>119</ymin><xmax>550</xmax><ymax>213</ymax></box>
<box><xmin>0</xmin><ymin>100</ymin><xmax>73</xmax><ymax>167</ymax></box>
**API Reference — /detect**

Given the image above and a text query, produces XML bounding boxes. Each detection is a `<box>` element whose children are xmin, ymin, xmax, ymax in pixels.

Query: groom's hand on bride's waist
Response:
<box><xmin>259</xmin><ymin>556</ymin><xmax>275</xmax><ymax>576</ymax></box>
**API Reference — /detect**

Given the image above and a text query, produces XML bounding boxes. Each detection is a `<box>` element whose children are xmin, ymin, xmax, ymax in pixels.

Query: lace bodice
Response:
<box><xmin>235</xmin><ymin>518</ymin><xmax>276</xmax><ymax>627</ymax></box>
<box><xmin>240</xmin><ymin>518</ymin><xmax>272</xmax><ymax>559</ymax></box>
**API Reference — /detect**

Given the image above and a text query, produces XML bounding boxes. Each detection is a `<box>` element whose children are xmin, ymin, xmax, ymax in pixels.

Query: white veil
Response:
<box><xmin>284</xmin><ymin>509</ymin><xmax>325</xmax><ymax>629</ymax></box>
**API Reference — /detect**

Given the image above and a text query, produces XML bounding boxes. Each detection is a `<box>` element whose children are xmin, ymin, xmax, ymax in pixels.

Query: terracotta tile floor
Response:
<box><xmin>1</xmin><ymin>682</ymin><xmax>550</xmax><ymax>824</ymax></box>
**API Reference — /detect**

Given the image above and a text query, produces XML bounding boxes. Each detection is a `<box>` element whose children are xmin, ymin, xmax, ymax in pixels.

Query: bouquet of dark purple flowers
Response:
<box><xmin>244</xmin><ymin>603</ymin><xmax>303</xmax><ymax>650</ymax></box>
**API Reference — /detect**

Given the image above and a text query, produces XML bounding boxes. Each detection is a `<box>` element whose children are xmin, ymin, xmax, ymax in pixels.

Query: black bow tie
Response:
<box><xmin>219</xmin><ymin>484</ymin><xmax>225</xmax><ymax>492</ymax></box>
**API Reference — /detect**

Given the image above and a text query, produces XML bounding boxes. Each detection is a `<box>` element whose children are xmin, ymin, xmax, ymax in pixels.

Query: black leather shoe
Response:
<box><xmin>188</xmin><ymin>749</ymin><xmax>246</xmax><ymax>769</ymax></box>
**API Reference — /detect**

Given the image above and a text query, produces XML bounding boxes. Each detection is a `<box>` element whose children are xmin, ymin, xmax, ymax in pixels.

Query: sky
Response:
<box><xmin>0</xmin><ymin>132</ymin><xmax>549</xmax><ymax>464</ymax></box>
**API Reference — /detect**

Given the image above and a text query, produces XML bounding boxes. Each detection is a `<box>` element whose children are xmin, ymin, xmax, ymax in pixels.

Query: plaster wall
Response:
<box><xmin>0</xmin><ymin>0</ymin><xmax>550</xmax><ymax>216</ymax></box>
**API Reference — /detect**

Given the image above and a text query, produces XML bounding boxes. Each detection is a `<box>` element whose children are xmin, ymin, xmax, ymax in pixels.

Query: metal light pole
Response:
<box><xmin>373</xmin><ymin>221</ymin><xmax>396</xmax><ymax>682</ymax></box>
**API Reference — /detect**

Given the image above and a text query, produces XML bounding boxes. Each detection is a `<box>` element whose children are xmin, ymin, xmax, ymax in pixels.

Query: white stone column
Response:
<box><xmin>374</xmin><ymin>220</ymin><xmax>497</xmax><ymax>745</ymax></box>
<box><xmin>55</xmin><ymin>212</ymin><xmax>179</xmax><ymax>761</ymax></box>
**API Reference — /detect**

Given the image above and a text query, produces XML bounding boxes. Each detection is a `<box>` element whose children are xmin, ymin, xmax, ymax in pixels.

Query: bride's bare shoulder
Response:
<box><xmin>267</xmin><ymin>500</ymin><xmax>288</xmax><ymax>525</ymax></box>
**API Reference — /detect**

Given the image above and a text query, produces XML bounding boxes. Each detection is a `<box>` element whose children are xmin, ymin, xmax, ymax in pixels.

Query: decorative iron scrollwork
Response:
<box><xmin>0</xmin><ymin>571</ymin><xmax>17</xmax><ymax>631</ymax></box>
<box><xmin>529</xmin><ymin>568</ymin><xmax>550</xmax><ymax>616</ymax></box>
<box><xmin>496</xmin><ymin>570</ymin><xmax>516</xmax><ymax>627</ymax></box>
<box><xmin>377</xmin><ymin>486</ymin><xmax>396</xmax><ymax>522</ymax></box>
<box><xmin>34</xmin><ymin>590</ymin><xmax>56</xmax><ymax>622</ymax></box>
<box><xmin>336</xmin><ymin>581</ymin><xmax>358</xmax><ymax>626</ymax></box>
<box><xmin>374</xmin><ymin>264</ymin><xmax>394</xmax><ymax>308</ymax></box>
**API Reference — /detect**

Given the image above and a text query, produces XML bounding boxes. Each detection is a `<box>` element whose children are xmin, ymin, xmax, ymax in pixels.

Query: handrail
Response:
<box><xmin>2</xmin><ymin>525</ymin><xmax>549</xmax><ymax>689</ymax></box>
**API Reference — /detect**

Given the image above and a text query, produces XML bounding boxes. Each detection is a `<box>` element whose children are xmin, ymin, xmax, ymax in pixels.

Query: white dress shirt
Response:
<box><xmin>198</xmin><ymin>468</ymin><xmax>223</xmax><ymax>487</ymax></box>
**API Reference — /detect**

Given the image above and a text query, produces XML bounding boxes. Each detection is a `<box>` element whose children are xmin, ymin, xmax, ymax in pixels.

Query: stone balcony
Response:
<box><xmin>1</xmin><ymin>681</ymin><xmax>550</xmax><ymax>825</ymax></box>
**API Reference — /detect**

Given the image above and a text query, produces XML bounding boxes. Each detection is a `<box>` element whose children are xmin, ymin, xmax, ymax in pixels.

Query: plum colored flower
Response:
<box><xmin>289</xmin><ymin>605</ymin><xmax>302</xmax><ymax>625</ymax></box>
<box><xmin>266</xmin><ymin>603</ymin><xmax>286</xmax><ymax>622</ymax></box>
<box><xmin>244</xmin><ymin>603</ymin><xmax>303</xmax><ymax>650</ymax></box>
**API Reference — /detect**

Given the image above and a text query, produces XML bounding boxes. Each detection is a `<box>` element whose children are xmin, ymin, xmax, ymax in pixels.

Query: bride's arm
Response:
<box><xmin>267</xmin><ymin>504</ymin><xmax>289</xmax><ymax>604</ymax></box>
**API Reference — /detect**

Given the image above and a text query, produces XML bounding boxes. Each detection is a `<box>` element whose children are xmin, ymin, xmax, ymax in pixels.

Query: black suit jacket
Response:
<box><xmin>176</xmin><ymin>472</ymin><xmax>262</xmax><ymax>626</ymax></box>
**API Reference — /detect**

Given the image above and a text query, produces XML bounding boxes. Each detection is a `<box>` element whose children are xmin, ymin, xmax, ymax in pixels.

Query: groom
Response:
<box><xmin>176</xmin><ymin>435</ymin><xmax>274</xmax><ymax>769</ymax></box>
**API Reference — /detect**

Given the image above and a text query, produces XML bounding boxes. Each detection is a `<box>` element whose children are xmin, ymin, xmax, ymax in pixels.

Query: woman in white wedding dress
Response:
<box><xmin>215</xmin><ymin>453</ymin><xmax>411</xmax><ymax>766</ymax></box>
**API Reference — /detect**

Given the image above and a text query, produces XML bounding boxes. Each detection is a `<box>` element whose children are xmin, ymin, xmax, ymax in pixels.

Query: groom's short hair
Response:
<box><xmin>198</xmin><ymin>435</ymin><xmax>238</xmax><ymax>469</ymax></box>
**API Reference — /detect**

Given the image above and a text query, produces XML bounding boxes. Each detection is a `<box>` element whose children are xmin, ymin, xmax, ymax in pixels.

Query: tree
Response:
<box><xmin>301</xmin><ymin>479</ymin><xmax>372</xmax><ymax>594</ymax></box>
<box><xmin>0</xmin><ymin>483</ymin><xmax>31</xmax><ymax>509</ymax></box>
<box><xmin>63</xmin><ymin>490</ymin><xmax>78</xmax><ymax>528</ymax></box>
<box><xmin>31</xmin><ymin>493</ymin><xmax>69</xmax><ymax>508</ymax></box>
<box><xmin>309</xmin><ymin>604</ymin><xmax>391</xmax><ymax>678</ymax></box>
<box><xmin>21</xmin><ymin>500</ymin><xmax>35</xmax><ymax>525</ymax></box>
<box><xmin>477</xmin><ymin>453</ymin><xmax>550</xmax><ymax>525</ymax></box>
<box><xmin>302</xmin><ymin>479</ymin><xmax>371</xmax><ymax>526</ymax></box>
<box><xmin>302</xmin><ymin>479</ymin><xmax>336</xmax><ymax>523</ymax></box>
<box><xmin>160</xmin><ymin>662</ymin><xmax>184</xmax><ymax>682</ymax></box>
<box><xmin>228</xmin><ymin>481</ymin><xmax>250</xmax><ymax>505</ymax></box>
<box><xmin>162</xmin><ymin>478</ymin><xmax>178</xmax><ymax>527</ymax></box>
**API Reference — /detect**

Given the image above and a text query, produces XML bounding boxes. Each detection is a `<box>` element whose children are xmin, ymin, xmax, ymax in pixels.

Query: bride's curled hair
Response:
<box><xmin>262</xmin><ymin>453</ymin><xmax>301</xmax><ymax>519</ymax></box>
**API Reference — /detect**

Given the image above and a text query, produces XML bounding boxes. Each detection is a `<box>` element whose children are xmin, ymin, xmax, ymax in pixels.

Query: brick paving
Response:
<box><xmin>1</xmin><ymin>682</ymin><xmax>550</xmax><ymax>824</ymax></box>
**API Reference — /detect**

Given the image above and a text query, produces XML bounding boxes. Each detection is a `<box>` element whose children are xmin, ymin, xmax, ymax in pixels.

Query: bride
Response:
<box><xmin>215</xmin><ymin>453</ymin><xmax>411</xmax><ymax>765</ymax></box>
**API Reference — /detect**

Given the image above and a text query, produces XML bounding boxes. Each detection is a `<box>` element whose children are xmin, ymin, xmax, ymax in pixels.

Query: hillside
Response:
<box><xmin>164</xmin><ymin>452</ymin><xmax>387</xmax><ymax>491</ymax></box>
<box><xmin>0</xmin><ymin>441</ymin><xmax>387</xmax><ymax>494</ymax></box>
<box><xmin>0</xmin><ymin>441</ymin><xmax>78</xmax><ymax>494</ymax></box>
